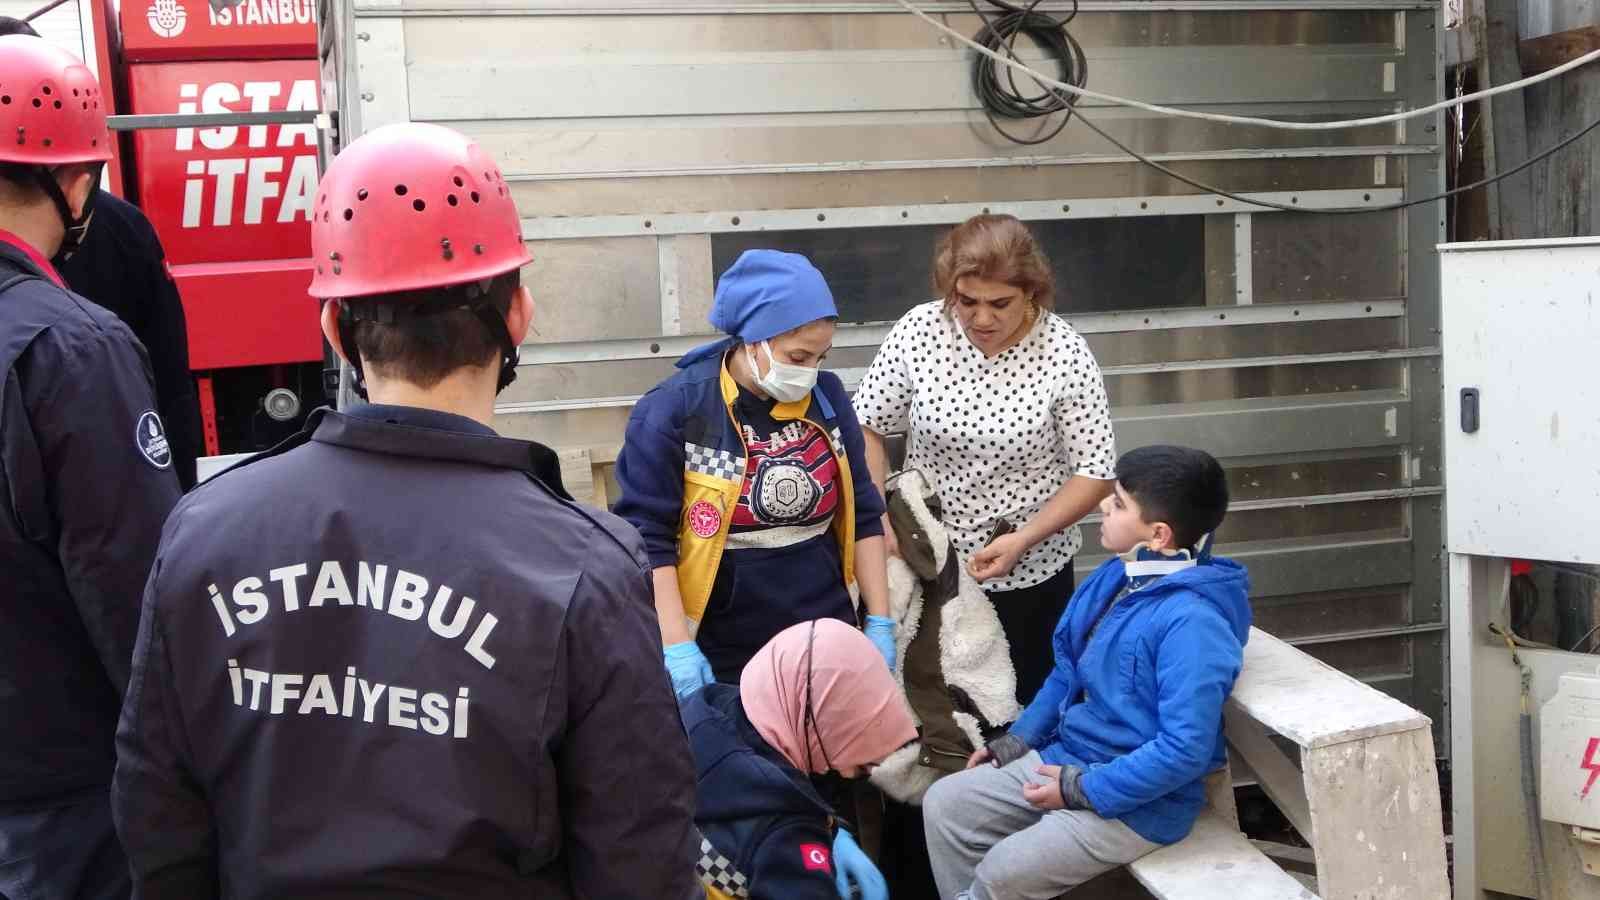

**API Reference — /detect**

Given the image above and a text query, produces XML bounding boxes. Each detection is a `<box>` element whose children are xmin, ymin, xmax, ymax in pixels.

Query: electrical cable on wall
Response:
<box><xmin>967</xmin><ymin>0</ymin><xmax>1086</xmax><ymax>146</ymax></box>
<box><xmin>1069</xmin><ymin>104</ymin><xmax>1600</xmax><ymax>214</ymax></box>
<box><xmin>899</xmin><ymin>0</ymin><xmax>1600</xmax><ymax>132</ymax></box>
<box><xmin>959</xmin><ymin>0</ymin><xmax>1600</xmax><ymax>214</ymax></box>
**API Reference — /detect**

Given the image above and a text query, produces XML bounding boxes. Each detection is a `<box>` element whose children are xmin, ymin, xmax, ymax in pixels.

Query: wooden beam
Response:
<box><xmin>1472</xmin><ymin>0</ymin><xmax>1536</xmax><ymax>240</ymax></box>
<box><xmin>1520</xmin><ymin>25</ymin><xmax>1600</xmax><ymax>76</ymax></box>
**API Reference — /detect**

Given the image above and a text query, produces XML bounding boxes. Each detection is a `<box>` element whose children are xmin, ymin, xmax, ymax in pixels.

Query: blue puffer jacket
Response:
<box><xmin>1009</xmin><ymin>553</ymin><xmax>1251</xmax><ymax>845</ymax></box>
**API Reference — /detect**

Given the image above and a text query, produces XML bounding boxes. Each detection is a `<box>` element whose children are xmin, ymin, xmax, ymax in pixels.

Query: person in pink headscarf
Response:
<box><xmin>683</xmin><ymin>619</ymin><xmax>916</xmax><ymax>900</ymax></box>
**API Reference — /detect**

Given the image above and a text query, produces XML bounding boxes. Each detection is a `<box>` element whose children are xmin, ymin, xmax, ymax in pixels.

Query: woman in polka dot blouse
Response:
<box><xmin>855</xmin><ymin>214</ymin><xmax>1118</xmax><ymax>703</ymax></box>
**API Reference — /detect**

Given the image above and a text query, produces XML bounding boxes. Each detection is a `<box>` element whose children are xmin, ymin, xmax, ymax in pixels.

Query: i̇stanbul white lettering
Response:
<box><xmin>206</xmin><ymin>560</ymin><xmax>500</xmax><ymax>670</ymax></box>
<box><xmin>206</xmin><ymin>0</ymin><xmax>315</xmax><ymax>27</ymax></box>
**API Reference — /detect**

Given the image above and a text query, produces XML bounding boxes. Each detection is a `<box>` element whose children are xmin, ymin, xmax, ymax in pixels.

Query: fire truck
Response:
<box><xmin>79</xmin><ymin>0</ymin><xmax>323</xmax><ymax>455</ymax></box>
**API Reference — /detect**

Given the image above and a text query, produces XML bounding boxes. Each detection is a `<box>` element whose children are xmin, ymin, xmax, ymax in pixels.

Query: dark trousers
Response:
<box><xmin>0</xmin><ymin>791</ymin><xmax>130</xmax><ymax>900</ymax></box>
<box><xmin>988</xmin><ymin>562</ymin><xmax>1077</xmax><ymax>705</ymax></box>
<box><xmin>697</xmin><ymin>536</ymin><xmax>857</xmax><ymax>685</ymax></box>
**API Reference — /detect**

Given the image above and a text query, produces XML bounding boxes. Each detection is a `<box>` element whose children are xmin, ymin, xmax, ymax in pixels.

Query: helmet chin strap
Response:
<box><xmin>471</xmin><ymin>302</ymin><xmax>520</xmax><ymax>393</ymax></box>
<box><xmin>30</xmin><ymin>165</ymin><xmax>98</xmax><ymax>261</ymax></box>
<box><xmin>335</xmin><ymin>302</ymin><xmax>369</xmax><ymax>401</ymax></box>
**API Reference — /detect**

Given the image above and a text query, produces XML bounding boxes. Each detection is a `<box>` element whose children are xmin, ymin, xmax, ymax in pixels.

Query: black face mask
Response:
<box><xmin>33</xmin><ymin>165</ymin><xmax>99</xmax><ymax>264</ymax></box>
<box><xmin>54</xmin><ymin>207</ymin><xmax>94</xmax><ymax>264</ymax></box>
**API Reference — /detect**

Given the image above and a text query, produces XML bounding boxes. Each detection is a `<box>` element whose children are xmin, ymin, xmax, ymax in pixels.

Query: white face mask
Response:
<box><xmin>745</xmin><ymin>340</ymin><xmax>819</xmax><ymax>403</ymax></box>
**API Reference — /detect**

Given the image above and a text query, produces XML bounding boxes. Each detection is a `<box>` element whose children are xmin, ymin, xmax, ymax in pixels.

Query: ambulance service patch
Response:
<box><xmin>688</xmin><ymin>500</ymin><xmax>722</xmax><ymax>539</ymax></box>
<box><xmin>136</xmin><ymin>411</ymin><xmax>172</xmax><ymax>470</ymax></box>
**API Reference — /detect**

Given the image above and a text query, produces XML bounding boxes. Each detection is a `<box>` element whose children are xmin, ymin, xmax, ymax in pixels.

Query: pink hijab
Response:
<box><xmin>740</xmin><ymin>619</ymin><xmax>918</xmax><ymax>774</ymax></box>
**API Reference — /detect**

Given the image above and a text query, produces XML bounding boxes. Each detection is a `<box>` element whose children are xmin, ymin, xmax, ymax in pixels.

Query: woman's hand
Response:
<box><xmin>968</xmin><ymin>532</ymin><xmax>1030</xmax><ymax>581</ymax></box>
<box><xmin>965</xmin><ymin>747</ymin><xmax>993</xmax><ymax>769</ymax></box>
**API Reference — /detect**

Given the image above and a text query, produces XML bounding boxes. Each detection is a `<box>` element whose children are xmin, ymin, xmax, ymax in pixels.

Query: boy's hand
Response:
<box><xmin>1023</xmin><ymin>765</ymin><xmax>1067</xmax><ymax>810</ymax></box>
<box><xmin>969</xmin><ymin>533</ymin><xmax>1029</xmax><ymax>581</ymax></box>
<box><xmin>965</xmin><ymin>747</ymin><xmax>992</xmax><ymax>769</ymax></box>
<box><xmin>1024</xmin><ymin>764</ymin><xmax>1092</xmax><ymax>812</ymax></box>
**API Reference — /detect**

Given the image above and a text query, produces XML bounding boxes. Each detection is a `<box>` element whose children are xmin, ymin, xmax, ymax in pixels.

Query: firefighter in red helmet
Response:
<box><xmin>0</xmin><ymin>35</ymin><xmax>181</xmax><ymax>900</ymax></box>
<box><xmin>112</xmin><ymin>122</ymin><xmax>701</xmax><ymax>899</ymax></box>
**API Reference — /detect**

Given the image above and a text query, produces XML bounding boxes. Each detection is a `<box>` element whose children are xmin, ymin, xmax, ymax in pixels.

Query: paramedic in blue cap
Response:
<box><xmin>614</xmin><ymin>249</ymin><xmax>895</xmax><ymax>699</ymax></box>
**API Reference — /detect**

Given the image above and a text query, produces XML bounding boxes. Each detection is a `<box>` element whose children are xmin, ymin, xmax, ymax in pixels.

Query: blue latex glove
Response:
<box><xmin>663</xmin><ymin>641</ymin><xmax>714</xmax><ymax>700</ymax></box>
<box><xmin>832</xmin><ymin>829</ymin><xmax>886</xmax><ymax>900</ymax></box>
<box><xmin>863</xmin><ymin>615</ymin><xmax>897</xmax><ymax>673</ymax></box>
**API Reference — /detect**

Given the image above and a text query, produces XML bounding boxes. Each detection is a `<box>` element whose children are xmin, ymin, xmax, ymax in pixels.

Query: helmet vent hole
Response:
<box><xmin>343</xmin><ymin>209</ymin><xmax>353</xmax><ymax>221</ymax></box>
<box><xmin>394</xmin><ymin>184</ymin><xmax>408</xmax><ymax>196</ymax></box>
<box><xmin>1</xmin><ymin>97</ymin><xmax>9</xmax><ymax>105</ymax></box>
<box><xmin>412</xmin><ymin>199</ymin><xmax>426</xmax><ymax>212</ymax></box>
<box><xmin>453</xmin><ymin>175</ymin><xmax>464</xmax><ymax>187</ymax></box>
<box><xmin>470</xmin><ymin>191</ymin><xmax>480</xmax><ymax>203</ymax></box>
<box><xmin>52</xmin><ymin>100</ymin><xmax>60</xmax><ymax>109</ymax></box>
<box><xmin>31</xmin><ymin>98</ymin><xmax>40</xmax><ymax>108</ymax></box>
<box><xmin>447</xmin><ymin>194</ymin><xmax>458</xmax><ymax>206</ymax></box>
<box><xmin>357</xmin><ymin>188</ymin><xmax>369</xmax><ymax>201</ymax></box>
<box><xmin>41</xmin><ymin>85</ymin><xmax>50</xmax><ymax>95</ymax></box>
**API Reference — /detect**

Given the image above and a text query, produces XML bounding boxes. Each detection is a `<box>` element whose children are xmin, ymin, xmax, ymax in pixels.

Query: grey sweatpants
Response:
<box><xmin>923</xmin><ymin>751</ymin><xmax>1161</xmax><ymax>900</ymax></box>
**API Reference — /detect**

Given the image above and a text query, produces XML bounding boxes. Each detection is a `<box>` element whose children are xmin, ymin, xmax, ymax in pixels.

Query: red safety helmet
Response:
<box><xmin>311</xmin><ymin>123</ymin><xmax>532</xmax><ymax>393</ymax></box>
<box><xmin>0</xmin><ymin>35</ymin><xmax>112</xmax><ymax>166</ymax></box>
<box><xmin>309</xmin><ymin>122</ymin><xmax>531</xmax><ymax>299</ymax></box>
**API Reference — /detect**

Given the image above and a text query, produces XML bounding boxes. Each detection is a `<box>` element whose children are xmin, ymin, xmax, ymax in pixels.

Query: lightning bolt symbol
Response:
<box><xmin>1581</xmin><ymin>738</ymin><xmax>1600</xmax><ymax>800</ymax></box>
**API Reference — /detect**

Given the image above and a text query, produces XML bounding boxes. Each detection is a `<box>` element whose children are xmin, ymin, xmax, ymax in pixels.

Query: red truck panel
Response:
<box><xmin>121</xmin><ymin>0</ymin><xmax>315</xmax><ymax>62</ymax></box>
<box><xmin>174</xmin><ymin>258</ymin><xmax>320</xmax><ymax>369</ymax></box>
<box><xmin>127</xmin><ymin>60</ymin><xmax>321</xmax><ymax>367</ymax></box>
<box><xmin>127</xmin><ymin>60</ymin><xmax>318</xmax><ymax>265</ymax></box>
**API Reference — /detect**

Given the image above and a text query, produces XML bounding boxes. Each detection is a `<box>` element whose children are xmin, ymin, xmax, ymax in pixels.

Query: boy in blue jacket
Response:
<box><xmin>923</xmin><ymin>445</ymin><xmax>1250</xmax><ymax>900</ymax></box>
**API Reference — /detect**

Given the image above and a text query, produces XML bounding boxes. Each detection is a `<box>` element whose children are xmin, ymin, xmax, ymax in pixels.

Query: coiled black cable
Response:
<box><xmin>968</xmin><ymin>0</ymin><xmax>1087</xmax><ymax>146</ymax></box>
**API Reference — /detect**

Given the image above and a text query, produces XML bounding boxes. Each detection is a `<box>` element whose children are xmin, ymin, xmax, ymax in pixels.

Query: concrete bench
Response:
<box><xmin>1127</xmin><ymin>627</ymin><xmax>1449</xmax><ymax>899</ymax></box>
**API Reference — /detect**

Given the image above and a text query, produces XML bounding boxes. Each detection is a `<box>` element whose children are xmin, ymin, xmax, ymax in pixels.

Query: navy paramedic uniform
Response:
<box><xmin>0</xmin><ymin>231</ymin><xmax>182</xmax><ymax>899</ymax></box>
<box><xmin>112</xmin><ymin>403</ymin><xmax>701</xmax><ymax>900</ymax></box>
<box><xmin>686</xmin><ymin>684</ymin><xmax>841</xmax><ymax>900</ymax></box>
<box><xmin>58</xmin><ymin>191</ymin><xmax>202</xmax><ymax>490</ymax></box>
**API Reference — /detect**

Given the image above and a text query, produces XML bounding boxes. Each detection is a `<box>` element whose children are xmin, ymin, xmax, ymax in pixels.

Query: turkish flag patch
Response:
<box><xmin>801</xmin><ymin>843</ymin><xmax>832</xmax><ymax>873</ymax></box>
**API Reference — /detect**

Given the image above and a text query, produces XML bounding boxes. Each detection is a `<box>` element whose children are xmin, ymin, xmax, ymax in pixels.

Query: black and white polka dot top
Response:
<box><xmin>854</xmin><ymin>301</ymin><xmax>1118</xmax><ymax>592</ymax></box>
